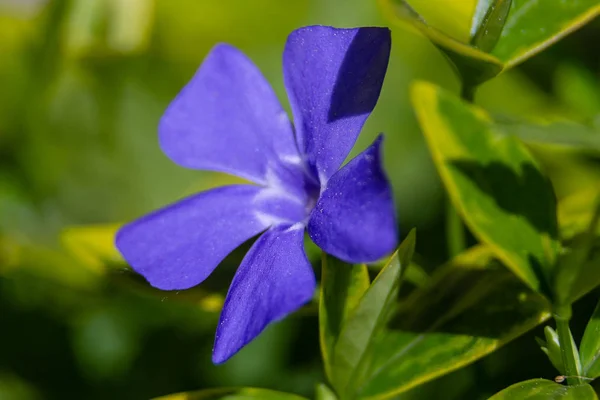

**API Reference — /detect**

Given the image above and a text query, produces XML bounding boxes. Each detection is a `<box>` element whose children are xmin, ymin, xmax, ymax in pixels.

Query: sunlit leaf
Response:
<box><xmin>487</xmin><ymin>379</ymin><xmax>598</xmax><ymax>400</ymax></box>
<box><xmin>580</xmin><ymin>297</ymin><xmax>600</xmax><ymax>378</ymax></box>
<box><xmin>379</xmin><ymin>0</ymin><xmax>600</xmax><ymax>87</ymax></box>
<box><xmin>411</xmin><ymin>81</ymin><xmax>560</xmax><ymax>294</ymax></box>
<box><xmin>558</xmin><ymin>186</ymin><xmax>600</xmax><ymax>241</ymax></box>
<box><xmin>470</xmin><ymin>0</ymin><xmax>512</xmax><ymax>53</ymax></box>
<box><xmin>319</xmin><ymin>255</ymin><xmax>370</xmax><ymax>382</ymax></box>
<box><xmin>492</xmin><ymin>1</ymin><xmax>600</xmax><ymax>68</ymax></box>
<box><xmin>404</xmin><ymin>0</ymin><xmax>477</xmax><ymax>43</ymax></box>
<box><xmin>153</xmin><ymin>388</ymin><xmax>308</xmax><ymax>400</ymax></box>
<box><xmin>330</xmin><ymin>230</ymin><xmax>416</xmax><ymax>398</ymax></box>
<box><xmin>355</xmin><ymin>245</ymin><xmax>551</xmax><ymax>398</ymax></box>
<box><xmin>315</xmin><ymin>384</ymin><xmax>337</xmax><ymax>400</ymax></box>
<box><xmin>379</xmin><ymin>0</ymin><xmax>503</xmax><ymax>87</ymax></box>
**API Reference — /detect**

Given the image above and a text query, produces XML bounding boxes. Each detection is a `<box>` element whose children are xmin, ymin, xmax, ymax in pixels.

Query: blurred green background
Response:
<box><xmin>0</xmin><ymin>0</ymin><xmax>599</xmax><ymax>399</ymax></box>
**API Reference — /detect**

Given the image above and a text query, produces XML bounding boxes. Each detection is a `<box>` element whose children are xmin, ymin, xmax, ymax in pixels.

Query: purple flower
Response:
<box><xmin>116</xmin><ymin>26</ymin><xmax>397</xmax><ymax>363</ymax></box>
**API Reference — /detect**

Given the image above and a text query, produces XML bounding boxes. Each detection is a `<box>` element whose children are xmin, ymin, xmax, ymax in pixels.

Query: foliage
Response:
<box><xmin>1</xmin><ymin>0</ymin><xmax>600</xmax><ymax>399</ymax></box>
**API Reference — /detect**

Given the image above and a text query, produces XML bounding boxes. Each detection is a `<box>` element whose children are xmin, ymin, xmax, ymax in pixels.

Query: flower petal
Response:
<box><xmin>159</xmin><ymin>44</ymin><xmax>301</xmax><ymax>185</ymax></box>
<box><xmin>212</xmin><ymin>224</ymin><xmax>315</xmax><ymax>364</ymax></box>
<box><xmin>283</xmin><ymin>26</ymin><xmax>391</xmax><ymax>181</ymax></box>
<box><xmin>307</xmin><ymin>135</ymin><xmax>398</xmax><ymax>263</ymax></box>
<box><xmin>116</xmin><ymin>185</ymin><xmax>305</xmax><ymax>290</ymax></box>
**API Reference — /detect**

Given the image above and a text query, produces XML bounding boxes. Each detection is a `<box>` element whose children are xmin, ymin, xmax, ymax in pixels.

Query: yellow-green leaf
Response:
<box><xmin>404</xmin><ymin>0</ymin><xmax>478</xmax><ymax>43</ymax></box>
<box><xmin>411</xmin><ymin>81</ymin><xmax>560</xmax><ymax>294</ymax></box>
<box><xmin>488</xmin><ymin>379</ymin><xmax>598</xmax><ymax>400</ymax></box>
<box><xmin>470</xmin><ymin>0</ymin><xmax>512</xmax><ymax>53</ymax></box>
<box><xmin>315</xmin><ymin>384</ymin><xmax>337</xmax><ymax>400</ymax></box>
<box><xmin>330</xmin><ymin>230</ymin><xmax>416</xmax><ymax>398</ymax></box>
<box><xmin>492</xmin><ymin>1</ymin><xmax>600</xmax><ymax>68</ymax></box>
<box><xmin>379</xmin><ymin>0</ymin><xmax>600</xmax><ymax>86</ymax></box>
<box><xmin>379</xmin><ymin>0</ymin><xmax>503</xmax><ymax>87</ymax></box>
<box><xmin>319</xmin><ymin>255</ymin><xmax>370</xmax><ymax>382</ymax></box>
<box><xmin>355</xmin><ymin>245</ymin><xmax>551</xmax><ymax>398</ymax></box>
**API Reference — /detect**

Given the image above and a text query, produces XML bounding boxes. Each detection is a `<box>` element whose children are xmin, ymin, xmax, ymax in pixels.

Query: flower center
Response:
<box><xmin>253</xmin><ymin>160</ymin><xmax>321</xmax><ymax>227</ymax></box>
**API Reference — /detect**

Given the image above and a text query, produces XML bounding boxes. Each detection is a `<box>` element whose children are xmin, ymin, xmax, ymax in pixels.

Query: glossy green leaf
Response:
<box><xmin>470</xmin><ymin>0</ymin><xmax>512</xmax><ymax>53</ymax></box>
<box><xmin>379</xmin><ymin>0</ymin><xmax>600</xmax><ymax>87</ymax></box>
<box><xmin>411</xmin><ymin>81</ymin><xmax>560</xmax><ymax>294</ymax></box>
<box><xmin>379</xmin><ymin>0</ymin><xmax>503</xmax><ymax>87</ymax></box>
<box><xmin>315</xmin><ymin>384</ymin><xmax>337</xmax><ymax>400</ymax></box>
<box><xmin>580</xmin><ymin>298</ymin><xmax>600</xmax><ymax>378</ymax></box>
<box><xmin>355</xmin><ymin>245</ymin><xmax>551</xmax><ymax>398</ymax></box>
<box><xmin>492</xmin><ymin>1</ymin><xmax>600</xmax><ymax>68</ymax></box>
<box><xmin>488</xmin><ymin>379</ymin><xmax>598</xmax><ymax>400</ymax></box>
<box><xmin>319</xmin><ymin>254</ymin><xmax>370</xmax><ymax>382</ymax></box>
<box><xmin>153</xmin><ymin>388</ymin><xmax>308</xmax><ymax>400</ymax></box>
<box><xmin>330</xmin><ymin>230</ymin><xmax>416</xmax><ymax>398</ymax></box>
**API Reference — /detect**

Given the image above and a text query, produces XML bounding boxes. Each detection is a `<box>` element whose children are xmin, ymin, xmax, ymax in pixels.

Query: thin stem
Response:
<box><xmin>460</xmin><ymin>83</ymin><xmax>476</xmax><ymax>103</ymax></box>
<box><xmin>446</xmin><ymin>200</ymin><xmax>465</xmax><ymax>259</ymax></box>
<box><xmin>444</xmin><ymin>82</ymin><xmax>476</xmax><ymax>258</ymax></box>
<box><xmin>554</xmin><ymin>305</ymin><xmax>583</xmax><ymax>386</ymax></box>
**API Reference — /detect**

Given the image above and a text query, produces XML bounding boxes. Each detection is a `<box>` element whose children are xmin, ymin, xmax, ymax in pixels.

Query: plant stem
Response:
<box><xmin>444</xmin><ymin>82</ymin><xmax>477</xmax><ymax>258</ymax></box>
<box><xmin>460</xmin><ymin>83</ymin><xmax>476</xmax><ymax>103</ymax></box>
<box><xmin>554</xmin><ymin>305</ymin><xmax>583</xmax><ymax>385</ymax></box>
<box><xmin>446</xmin><ymin>200</ymin><xmax>465</xmax><ymax>259</ymax></box>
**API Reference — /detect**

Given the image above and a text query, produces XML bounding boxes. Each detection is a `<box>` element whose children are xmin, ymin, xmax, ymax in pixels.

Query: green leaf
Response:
<box><xmin>580</xmin><ymin>298</ymin><xmax>600</xmax><ymax>378</ymax></box>
<box><xmin>153</xmin><ymin>388</ymin><xmax>308</xmax><ymax>400</ymax></box>
<box><xmin>411</xmin><ymin>81</ymin><xmax>560</xmax><ymax>294</ymax></box>
<box><xmin>554</xmin><ymin>196</ymin><xmax>600</xmax><ymax>305</ymax></box>
<box><xmin>493</xmin><ymin>117</ymin><xmax>600</xmax><ymax>155</ymax></box>
<box><xmin>487</xmin><ymin>379</ymin><xmax>598</xmax><ymax>400</ymax></box>
<box><xmin>355</xmin><ymin>245</ymin><xmax>551</xmax><ymax>398</ymax></box>
<box><xmin>379</xmin><ymin>0</ymin><xmax>503</xmax><ymax>87</ymax></box>
<box><xmin>539</xmin><ymin>326</ymin><xmax>565</xmax><ymax>374</ymax></box>
<box><xmin>491</xmin><ymin>1</ymin><xmax>600</xmax><ymax>68</ymax></box>
<box><xmin>470</xmin><ymin>0</ymin><xmax>512</xmax><ymax>53</ymax></box>
<box><xmin>558</xmin><ymin>187</ymin><xmax>600</xmax><ymax>241</ymax></box>
<box><xmin>379</xmin><ymin>0</ymin><xmax>600</xmax><ymax>86</ymax></box>
<box><xmin>315</xmin><ymin>384</ymin><xmax>337</xmax><ymax>400</ymax></box>
<box><xmin>330</xmin><ymin>230</ymin><xmax>416</xmax><ymax>398</ymax></box>
<box><xmin>404</xmin><ymin>0</ymin><xmax>478</xmax><ymax>42</ymax></box>
<box><xmin>319</xmin><ymin>255</ymin><xmax>370</xmax><ymax>382</ymax></box>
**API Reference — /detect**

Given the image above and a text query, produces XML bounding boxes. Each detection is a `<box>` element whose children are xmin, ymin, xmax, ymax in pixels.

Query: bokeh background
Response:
<box><xmin>0</xmin><ymin>0</ymin><xmax>599</xmax><ymax>399</ymax></box>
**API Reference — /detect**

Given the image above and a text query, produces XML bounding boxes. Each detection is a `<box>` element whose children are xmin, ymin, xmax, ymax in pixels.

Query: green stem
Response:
<box><xmin>446</xmin><ymin>200</ymin><xmax>465</xmax><ymax>259</ymax></box>
<box><xmin>444</xmin><ymin>82</ymin><xmax>476</xmax><ymax>259</ymax></box>
<box><xmin>460</xmin><ymin>83</ymin><xmax>476</xmax><ymax>103</ymax></box>
<box><xmin>554</xmin><ymin>305</ymin><xmax>583</xmax><ymax>385</ymax></box>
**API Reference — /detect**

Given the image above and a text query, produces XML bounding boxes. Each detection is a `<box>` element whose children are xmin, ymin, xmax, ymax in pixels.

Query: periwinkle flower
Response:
<box><xmin>116</xmin><ymin>26</ymin><xmax>397</xmax><ymax>363</ymax></box>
